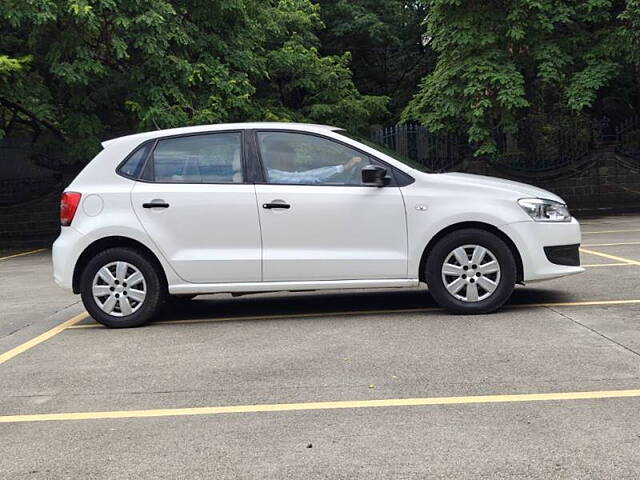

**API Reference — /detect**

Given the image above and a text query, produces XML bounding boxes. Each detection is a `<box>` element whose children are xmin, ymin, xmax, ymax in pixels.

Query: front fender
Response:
<box><xmin>402</xmin><ymin>186</ymin><xmax>527</xmax><ymax>279</ymax></box>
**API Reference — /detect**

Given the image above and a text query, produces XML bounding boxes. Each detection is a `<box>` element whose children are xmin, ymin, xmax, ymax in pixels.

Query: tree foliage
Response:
<box><xmin>0</xmin><ymin>0</ymin><xmax>388</xmax><ymax>161</ymax></box>
<box><xmin>317</xmin><ymin>0</ymin><xmax>432</xmax><ymax>121</ymax></box>
<box><xmin>403</xmin><ymin>0</ymin><xmax>640</xmax><ymax>154</ymax></box>
<box><xmin>4</xmin><ymin>0</ymin><xmax>640</xmax><ymax>161</ymax></box>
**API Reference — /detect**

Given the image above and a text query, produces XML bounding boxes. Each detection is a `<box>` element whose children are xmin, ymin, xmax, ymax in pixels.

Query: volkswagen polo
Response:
<box><xmin>53</xmin><ymin>123</ymin><xmax>583</xmax><ymax>327</ymax></box>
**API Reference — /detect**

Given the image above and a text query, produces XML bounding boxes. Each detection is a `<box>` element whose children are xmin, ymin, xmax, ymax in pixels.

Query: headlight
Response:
<box><xmin>518</xmin><ymin>198</ymin><xmax>571</xmax><ymax>222</ymax></box>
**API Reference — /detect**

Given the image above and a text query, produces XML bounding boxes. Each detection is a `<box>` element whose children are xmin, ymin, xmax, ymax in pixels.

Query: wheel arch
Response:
<box><xmin>72</xmin><ymin>236</ymin><xmax>168</xmax><ymax>293</ymax></box>
<box><xmin>418</xmin><ymin>222</ymin><xmax>524</xmax><ymax>284</ymax></box>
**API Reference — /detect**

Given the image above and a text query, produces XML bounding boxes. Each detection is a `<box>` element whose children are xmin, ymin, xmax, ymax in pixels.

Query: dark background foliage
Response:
<box><xmin>1</xmin><ymin>0</ymin><xmax>639</xmax><ymax>162</ymax></box>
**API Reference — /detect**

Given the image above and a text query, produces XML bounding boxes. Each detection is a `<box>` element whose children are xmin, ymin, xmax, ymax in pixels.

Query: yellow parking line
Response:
<box><xmin>67</xmin><ymin>298</ymin><xmax>640</xmax><ymax>330</ymax></box>
<box><xmin>3</xmin><ymin>388</ymin><xmax>640</xmax><ymax>424</ymax></box>
<box><xmin>582</xmin><ymin>242</ymin><xmax>640</xmax><ymax>247</ymax></box>
<box><xmin>579</xmin><ymin>247</ymin><xmax>640</xmax><ymax>266</ymax></box>
<box><xmin>583</xmin><ymin>263</ymin><xmax>634</xmax><ymax>268</ymax></box>
<box><xmin>67</xmin><ymin>307</ymin><xmax>441</xmax><ymax>329</ymax></box>
<box><xmin>0</xmin><ymin>312</ymin><xmax>88</xmax><ymax>365</ymax></box>
<box><xmin>0</xmin><ymin>248</ymin><xmax>46</xmax><ymax>262</ymax></box>
<box><xmin>582</xmin><ymin>229</ymin><xmax>640</xmax><ymax>235</ymax></box>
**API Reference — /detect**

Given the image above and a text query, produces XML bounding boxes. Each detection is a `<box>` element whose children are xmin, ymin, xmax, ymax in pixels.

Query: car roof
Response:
<box><xmin>101</xmin><ymin>122</ymin><xmax>340</xmax><ymax>149</ymax></box>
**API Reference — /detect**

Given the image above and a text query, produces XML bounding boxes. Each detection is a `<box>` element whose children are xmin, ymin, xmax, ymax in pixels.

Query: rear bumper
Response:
<box><xmin>52</xmin><ymin>226</ymin><xmax>84</xmax><ymax>291</ymax></box>
<box><xmin>501</xmin><ymin>218</ymin><xmax>584</xmax><ymax>282</ymax></box>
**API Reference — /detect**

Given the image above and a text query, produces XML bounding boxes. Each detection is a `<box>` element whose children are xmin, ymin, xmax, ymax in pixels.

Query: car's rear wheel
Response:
<box><xmin>425</xmin><ymin>229</ymin><xmax>516</xmax><ymax>314</ymax></box>
<box><xmin>80</xmin><ymin>248</ymin><xmax>164</xmax><ymax>328</ymax></box>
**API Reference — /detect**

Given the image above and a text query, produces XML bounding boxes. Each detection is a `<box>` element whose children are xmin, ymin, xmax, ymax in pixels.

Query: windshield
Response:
<box><xmin>335</xmin><ymin>130</ymin><xmax>430</xmax><ymax>173</ymax></box>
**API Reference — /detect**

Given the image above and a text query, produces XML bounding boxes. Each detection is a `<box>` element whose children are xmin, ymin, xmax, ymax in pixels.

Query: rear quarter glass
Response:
<box><xmin>118</xmin><ymin>144</ymin><xmax>152</xmax><ymax>179</ymax></box>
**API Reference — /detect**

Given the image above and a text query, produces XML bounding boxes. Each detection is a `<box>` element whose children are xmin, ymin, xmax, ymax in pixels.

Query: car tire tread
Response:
<box><xmin>425</xmin><ymin>229</ymin><xmax>517</xmax><ymax>314</ymax></box>
<box><xmin>79</xmin><ymin>247</ymin><xmax>165</xmax><ymax>328</ymax></box>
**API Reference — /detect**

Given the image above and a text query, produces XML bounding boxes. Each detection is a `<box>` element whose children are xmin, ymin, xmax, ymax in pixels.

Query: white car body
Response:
<box><xmin>53</xmin><ymin>122</ymin><xmax>583</xmax><ymax>300</ymax></box>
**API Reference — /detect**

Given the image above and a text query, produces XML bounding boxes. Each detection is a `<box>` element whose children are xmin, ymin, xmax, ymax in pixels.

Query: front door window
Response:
<box><xmin>256</xmin><ymin>132</ymin><xmax>377</xmax><ymax>186</ymax></box>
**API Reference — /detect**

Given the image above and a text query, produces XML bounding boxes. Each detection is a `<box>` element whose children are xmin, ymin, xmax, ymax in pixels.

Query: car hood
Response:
<box><xmin>433</xmin><ymin>172</ymin><xmax>565</xmax><ymax>204</ymax></box>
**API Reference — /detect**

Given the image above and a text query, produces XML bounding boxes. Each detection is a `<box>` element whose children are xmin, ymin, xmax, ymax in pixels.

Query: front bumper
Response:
<box><xmin>501</xmin><ymin>218</ymin><xmax>584</xmax><ymax>282</ymax></box>
<box><xmin>544</xmin><ymin>244</ymin><xmax>580</xmax><ymax>267</ymax></box>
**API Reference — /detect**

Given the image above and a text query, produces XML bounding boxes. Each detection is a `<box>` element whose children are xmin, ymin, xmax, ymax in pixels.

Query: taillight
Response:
<box><xmin>60</xmin><ymin>192</ymin><xmax>82</xmax><ymax>226</ymax></box>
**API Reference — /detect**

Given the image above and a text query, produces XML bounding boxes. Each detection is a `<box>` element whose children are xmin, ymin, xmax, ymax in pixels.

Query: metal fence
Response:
<box><xmin>0</xmin><ymin>139</ymin><xmax>64</xmax><ymax>170</ymax></box>
<box><xmin>490</xmin><ymin>117</ymin><xmax>593</xmax><ymax>172</ymax></box>
<box><xmin>0</xmin><ymin>176</ymin><xmax>62</xmax><ymax>206</ymax></box>
<box><xmin>372</xmin><ymin>124</ymin><xmax>466</xmax><ymax>172</ymax></box>
<box><xmin>372</xmin><ymin>116</ymin><xmax>640</xmax><ymax>173</ymax></box>
<box><xmin>0</xmin><ymin>138</ymin><xmax>63</xmax><ymax>206</ymax></box>
<box><xmin>615</xmin><ymin>115</ymin><xmax>640</xmax><ymax>162</ymax></box>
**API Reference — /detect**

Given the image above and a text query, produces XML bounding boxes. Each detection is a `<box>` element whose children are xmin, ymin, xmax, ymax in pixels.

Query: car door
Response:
<box><xmin>253</xmin><ymin>130</ymin><xmax>408</xmax><ymax>282</ymax></box>
<box><xmin>131</xmin><ymin>131</ymin><xmax>262</xmax><ymax>283</ymax></box>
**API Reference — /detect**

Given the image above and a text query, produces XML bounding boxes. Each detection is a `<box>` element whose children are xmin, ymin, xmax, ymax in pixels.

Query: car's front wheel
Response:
<box><xmin>425</xmin><ymin>229</ymin><xmax>517</xmax><ymax>314</ymax></box>
<box><xmin>80</xmin><ymin>248</ymin><xmax>164</xmax><ymax>328</ymax></box>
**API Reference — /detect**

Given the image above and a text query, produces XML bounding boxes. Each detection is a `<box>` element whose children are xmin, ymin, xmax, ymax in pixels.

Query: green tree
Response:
<box><xmin>317</xmin><ymin>0</ymin><xmax>432</xmax><ymax>121</ymax></box>
<box><xmin>0</xmin><ymin>0</ymin><xmax>387</xmax><ymax>161</ymax></box>
<box><xmin>253</xmin><ymin>0</ymin><xmax>388</xmax><ymax>129</ymax></box>
<box><xmin>403</xmin><ymin>0</ymin><xmax>640</xmax><ymax>155</ymax></box>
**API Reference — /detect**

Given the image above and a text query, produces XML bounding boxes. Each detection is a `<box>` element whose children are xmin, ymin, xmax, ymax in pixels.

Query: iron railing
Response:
<box><xmin>0</xmin><ymin>176</ymin><xmax>61</xmax><ymax>206</ymax></box>
<box><xmin>0</xmin><ymin>139</ymin><xmax>63</xmax><ymax>205</ymax></box>
<box><xmin>490</xmin><ymin>116</ymin><xmax>593</xmax><ymax>172</ymax></box>
<box><xmin>373</xmin><ymin>117</ymin><xmax>597</xmax><ymax>173</ymax></box>
<box><xmin>372</xmin><ymin>124</ymin><xmax>466</xmax><ymax>172</ymax></box>
<box><xmin>615</xmin><ymin>115</ymin><xmax>640</xmax><ymax>162</ymax></box>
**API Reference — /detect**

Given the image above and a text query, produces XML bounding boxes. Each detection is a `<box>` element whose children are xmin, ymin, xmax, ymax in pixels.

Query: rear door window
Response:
<box><xmin>151</xmin><ymin>132</ymin><xmax>243</xmax><ymax>184</ymax></box>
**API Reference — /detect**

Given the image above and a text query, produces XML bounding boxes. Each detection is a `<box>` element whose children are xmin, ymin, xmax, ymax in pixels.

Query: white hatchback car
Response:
<box><xmin>53</xmin><ymin>122</ymin><xmax>583</xmax><ymax>327</ymax></box>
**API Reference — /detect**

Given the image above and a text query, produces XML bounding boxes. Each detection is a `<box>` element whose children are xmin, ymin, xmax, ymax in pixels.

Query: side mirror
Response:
<box><xmin>361</xmin><ymin>165</ymin><xmax>388</xmax><ymax>187</ymax></box>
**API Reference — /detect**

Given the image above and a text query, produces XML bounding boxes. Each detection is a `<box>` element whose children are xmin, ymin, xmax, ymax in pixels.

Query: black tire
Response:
<box><xmin>425</xmin><ymin>229</ymin><xmax>516</xmax><ymax>314</ymax></box>
<box><xmin>80</xmin><ymin>247</ymin><xmax>165</xmax><ymax>328</ymax></box>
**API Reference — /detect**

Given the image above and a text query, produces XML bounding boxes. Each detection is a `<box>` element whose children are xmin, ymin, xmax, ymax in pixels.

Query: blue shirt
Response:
<box><xmin>267</xmin><ymin>165</ymin><xmax>344</xmax><ymax>184</ymax></box>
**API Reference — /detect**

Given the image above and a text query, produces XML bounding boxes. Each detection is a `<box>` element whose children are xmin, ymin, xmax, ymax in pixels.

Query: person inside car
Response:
<box><xmin>263</xmin><ymin>138</ymin><xmax>364</xmax><ymax>184</ymax></box>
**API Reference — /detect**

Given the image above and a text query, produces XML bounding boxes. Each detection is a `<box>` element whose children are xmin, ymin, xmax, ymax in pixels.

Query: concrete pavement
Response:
<box><xmin>1</xmin><ymin>214</ymin><xmax>640</xmax><ymax>479</ymax></box>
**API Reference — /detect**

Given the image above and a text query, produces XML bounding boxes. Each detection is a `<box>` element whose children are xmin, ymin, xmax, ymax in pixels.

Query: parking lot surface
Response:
<box><xmin>1</xmin><ymin>214</ymin><xmax>640</xmax><ymax>479</ymax></box>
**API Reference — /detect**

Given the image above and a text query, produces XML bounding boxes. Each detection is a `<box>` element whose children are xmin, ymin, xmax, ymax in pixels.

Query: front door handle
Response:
<box><xmin>142</xmin><ymin>201</ymin><xmax>170</xmax><ymax>209</ymax></box>
<box><xmin>262</xmin><ymin>202</ymin><xmax>290</xmax><ymax>210</ymax></box>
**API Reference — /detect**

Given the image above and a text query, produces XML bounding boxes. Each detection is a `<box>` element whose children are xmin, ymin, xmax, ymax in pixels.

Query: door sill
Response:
<box><xmin>169</xmin><ymin>278</ymin><xmax>420</xmax><ymax>295</ymax></box>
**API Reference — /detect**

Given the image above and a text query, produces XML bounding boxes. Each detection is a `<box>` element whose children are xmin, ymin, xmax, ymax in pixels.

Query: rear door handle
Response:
<box><xmin>142</xmin><ymin>201</ymin><xmax>170</xmax><ymax>209</ymax></box>
<box><xmin>262</xmin><ymin>202</ymin><xmax>290</xmax><ymax>210</ymax></box>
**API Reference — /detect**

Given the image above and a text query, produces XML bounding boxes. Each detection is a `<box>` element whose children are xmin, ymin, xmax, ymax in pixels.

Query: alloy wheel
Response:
<box><xmin>441</xmin><ymin>244</ymin><xmax>501</xmax><ymax>302</ymax></box>
<box><xmin>92</xmin><ymin>261</ymin><xmax>147</xmax><ymax>316</ymax></box>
